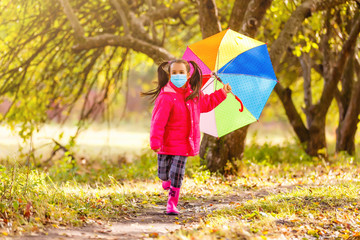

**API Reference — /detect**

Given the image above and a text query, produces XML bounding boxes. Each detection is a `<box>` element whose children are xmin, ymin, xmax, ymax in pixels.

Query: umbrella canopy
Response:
<box><xmin>182</xmin><ymin>29</ymin><xmax>277</xmax><ymax>138</ymax></box>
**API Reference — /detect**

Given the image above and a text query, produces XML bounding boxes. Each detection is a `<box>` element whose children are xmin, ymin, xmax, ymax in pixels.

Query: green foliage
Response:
<box><xmin>260</xmin><ymin>0</ymin><xmax>359</xmax><ymax>134</ymax></box>
<box><xmin>191</xmin><ymin>165</ymin><xmax>211</xmax><ymax>184</ymax></box>
<box><xmin>47</xmin><ymin>151</ymin><xmax>78</xmax><ymax>182</ymax></box>
<box><xmin>243</xmin><ymin>138</ymin><xmax>313</xmax><ymax>165</ymax></box>
<box><xmin>45</xmin><ymin>149</ymin><xmax>158</xmax><ymax>183</ymax></box>
<box><xmin>116</xmin><ymin>150</ymin><xmax>158</xmax><ymax>180</ymax></box>
<box><xmin>0</xmin><ymin>0</ymin><xmax>204</xmax><ymax>148</ymax></box>
<box><xmin>0</xmin><ymin>159</ymin><xmax>159</xmax><ymax>234</ymax></box>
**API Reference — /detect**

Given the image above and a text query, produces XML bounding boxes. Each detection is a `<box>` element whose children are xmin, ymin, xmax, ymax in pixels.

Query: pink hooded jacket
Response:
<box><xmin>150</xmin><ymin>81</ymin><xmax>227</xmax><ymax>156</ymax></box>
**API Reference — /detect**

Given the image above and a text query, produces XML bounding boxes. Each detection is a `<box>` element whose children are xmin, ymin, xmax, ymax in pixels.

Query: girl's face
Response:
<box><xmin>170</xmin><ymin>63</ymin><xmax>190</xmax><ymax>77</ymax></box>
<box><xmin>169</xmin><ymin>62</ymin><xmax>190</xmax><ymax>88</ymax></box>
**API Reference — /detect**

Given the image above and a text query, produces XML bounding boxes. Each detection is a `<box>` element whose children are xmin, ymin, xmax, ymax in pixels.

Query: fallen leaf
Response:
<box><xmin>24</xmin><ymin>201</ymin><xmax>32</xmax><ymax>222</ymax></box>
<box><xmin>149</xmin><ymin>232</ymin><xmax>159</xmax><ymax>238</ymax></box>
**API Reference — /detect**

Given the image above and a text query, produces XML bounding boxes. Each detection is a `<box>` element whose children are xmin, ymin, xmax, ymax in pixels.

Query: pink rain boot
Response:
<box><xmin>166</xmin><ymin>187</ymin><xmax>180</xmax><ymax>215</ymax></box>
<box><xmin>162</xmin><ymin>180</ymin><xmax>171</xmax><ymax>190</ymax></box>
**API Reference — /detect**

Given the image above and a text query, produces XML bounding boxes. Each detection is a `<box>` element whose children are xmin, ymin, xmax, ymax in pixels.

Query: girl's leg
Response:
<box><xmin>157</xmin><ymin>154</ymin><xmax>173</xmax><ymax>181</ymax></box>
<box><xmin>166</xmin><ymin>155</ymin><xmax>187</xmax><ymax>215</ymax></box>
<box><xmin>158</xmin><ymin>154</ymin><xmax>172</xmax><ymax>190</ymax></box>
<box><xmin>169</xmin><ymin>155</ymin><xmax>187</xmax><ymax>188</ymax></box>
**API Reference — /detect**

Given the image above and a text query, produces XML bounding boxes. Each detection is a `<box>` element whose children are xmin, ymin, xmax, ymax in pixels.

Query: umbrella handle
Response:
<box><xmin>234</xmin><ymin>95</ymin><xmax>244</xmax><ymax>112</ymax></box>
<box><xmin>212</xmin><ymin>72</ymin><xmax>244</xmax><ymax>112</ymax></box>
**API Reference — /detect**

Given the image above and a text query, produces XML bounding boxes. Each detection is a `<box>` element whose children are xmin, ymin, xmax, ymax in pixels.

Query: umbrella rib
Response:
<box><xmin>218</xmin><ymin>56</ymin><xmax>237</xmax><ymax>74</ymax></box>
<box><xmin>202</xmin><ymin>77</ymin><xmax>216</xmax><ymax>92</ymax></box>
<box><xmin>215</xmin><ymin>48</ymin><xmax>220</xmax><ymax>90</ymax></box>
<box><xmin>218</xmin><ymin>73</ymin><xmax>278</xmax><ymax>82</ymax></box>
<box><xmin>216</xmin><ymin>48</ymin><xmax>220</xmax><ymax>74</ymax></box>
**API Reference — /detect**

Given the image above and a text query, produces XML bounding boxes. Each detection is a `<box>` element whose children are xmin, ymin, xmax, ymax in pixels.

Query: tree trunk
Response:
<box><xmin>275</xmin><ymin>84</ymin><xmax>309</xmax><ymax>143</ymax></box>
<box><xmin>200</xmin><ymin>126</ymin><xmax>249</xmax><ymax>173</ymax></box>
<box><xmin>198</xmin><ymin>0</ymin><xmax>221</xmax><ymax>38</ymax></box>
<box><xmin>299</xmin><ymin>52</ymin><xmax>313</xmax><ymax>129</ymax></box>
<box><xmin>306</xmin><ymin>13</ymin><xmax>360</xmax><ymax>156</ymax></box>
<box><xmin>198</xmin><ymin>0</ymin><xmax>271</xmax><ymax>173</ymax></box>
<box><xmin>228</xmin><ymin>0</ymin><xmax>249</xmax><ymax>31</ymax></box>
<box><xmin>240</xmin><ymin>0</ymin><xmax>273</xmax><ymax>37</ymax></box>
<box><xmin>307</xmin><ymin>115</ymin><xmax>327</xmax><ymax>156</ymax></box>
<box><xmin>336</xmin><ymin>57</ymin><xmax>360</xmax><ymax>154</ymax></box>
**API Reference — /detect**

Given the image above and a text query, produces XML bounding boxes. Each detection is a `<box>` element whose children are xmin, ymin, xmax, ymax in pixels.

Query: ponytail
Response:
<box><xmin>141</xmin><ymin>61</ymin><xmax>170</xmax><ymax>102</ymax></box>
<box><xmin>186</xmin><ymin>60</ymin><xmax>202</xmax><ymax>101</ymax></box>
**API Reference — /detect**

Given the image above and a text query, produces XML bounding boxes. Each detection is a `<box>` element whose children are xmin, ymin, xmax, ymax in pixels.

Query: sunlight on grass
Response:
<box><xmin>164</xmin><ymin>182</ymin><xmax>360</xmax><ymax>239</ymax></box>
<box><xmin>202</xmin><ymin>182</ymin><xmax>360</xmax><ymax>239</ymax></box>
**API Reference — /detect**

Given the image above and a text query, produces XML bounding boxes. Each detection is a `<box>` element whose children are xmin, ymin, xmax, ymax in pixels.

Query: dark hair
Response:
<box><xmin>141</xmin><ymin>59</ymin><xmax>202</xmax><ymax>102</ymax></box>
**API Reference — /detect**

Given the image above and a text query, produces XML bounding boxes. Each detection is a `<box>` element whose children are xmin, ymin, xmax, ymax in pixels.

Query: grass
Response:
<box><xmin>0</xmin><ymin>139</ymin><xmax>360</xmax><ymax>238</ymax></box>
<box><xmin>216</xmin><ymin>183</ymin><xmax>360</xmax><ymax>236</ymax></box>
<box><xmin>165</xmin><ymin>182</ymin><xmax>360</xmax><ymax>239</ymax></box>
<box><xmin>161</xmin><ymin>149</ymin><xmax>360</xmax><ymax>239</ymax></box>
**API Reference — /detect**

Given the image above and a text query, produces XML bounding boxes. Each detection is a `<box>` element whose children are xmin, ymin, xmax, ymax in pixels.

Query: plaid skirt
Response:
<box><xmin>157</xmin><ymin>154</ymin><xmax>187</xmax><ymax>188</ymax></box>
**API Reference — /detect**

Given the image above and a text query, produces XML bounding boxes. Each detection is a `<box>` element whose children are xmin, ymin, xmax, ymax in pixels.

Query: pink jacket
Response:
<box><xmin>150</xmin><ymin>82</ymin><xmax>227</xmax><ymax>156</ymax></box>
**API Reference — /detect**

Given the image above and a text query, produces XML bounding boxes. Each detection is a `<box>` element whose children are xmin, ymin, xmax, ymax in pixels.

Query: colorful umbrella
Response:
<box><xmin>182</xmin><ymin>29</ymin><xmax>277</xmax><ymax>138</ymax></box>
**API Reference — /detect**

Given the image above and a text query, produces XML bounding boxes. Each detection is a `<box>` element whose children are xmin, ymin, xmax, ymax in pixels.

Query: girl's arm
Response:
<box><xmin>200</xmin><ymin>86</ymin><xmax>229</xmax><ymax>113</ymax></box>
<box><xmin>150</xmin><ymin>94</ymin><xmax>173</xmax><ymax>151</ymax></box>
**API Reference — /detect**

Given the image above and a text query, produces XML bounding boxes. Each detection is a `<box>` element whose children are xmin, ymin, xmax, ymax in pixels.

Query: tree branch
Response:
<box><xmin>240</xmin><ymin>0</ymin><xmax>273</xmax><ymax>37</ymax></box>
<box><xmin>109</xmin><ymin>0</ymin><xmax>130</xmax><ymax>35</ymax></box>
<box><xmin>270</xmin><ymin>0</ymin><xmax>349</xmax><ymax>143</ymax></box>
<box><xmin>270</xmin><ymin>0</ymin><xmax>348</xmax><ymax>71</ymax></box>
<box><xmin>299</xmin><ymin>52</ymin><xmax>313</xmax><ymax>128</ymax></box>
<box><xmin>337</xmin><ymin>58</ymin><xmax>360</xmax><ymax>154</ymax></box>
<box><xmin>146</xmin><ymin>0</ymin><xmax>157</xmax><ymax>41</ymax></box>
<box><xmin>72</xmin><ymin>34</ymin><xmax>173</xmax><ymax>64</ymax></box>
<box><xmin>129</xmin><ymin>12</ymin><xmax>159</xmax><ymax>45</ymax></box>
<box><xmin>64</xmin><ymin>48</ymin><xmax>104</xmax><ymax>122</ymax></box>
<box><xmin>141</xmin><ymin>1</ymin><xmax>187</xmax><ymax>25</ymax></box>
<box><xmin>320</xmin><ymin>10</ymin><xmax>332</xmax><ymax>81</ymax></box>
<box><xmin>58</xmin><ymin>0</ymin><xmax>85</xmax><ymax>41</ymax></box>
<box><xmin>318</xmin><ymin>13</ymin><xmax>360</xmax><ymax>116</ymax></box>
<box><xmin>198</xmin><ymin>0</ymin><xmax>222</xmax><ymax>38</ymax></box>
<box><xmin>276</xmin><ymin>84</ymin><xmax>310</xmax><ymax>143</ymax></box>
<box><xmin>228</xmin><ymin>0</ymin><xmax>250</xmax><ymax>31</ymax></box>
<box><xmin>59</xmin><ymin>0</ymin><xmax>185</xmax><ymax>63</ymax></box>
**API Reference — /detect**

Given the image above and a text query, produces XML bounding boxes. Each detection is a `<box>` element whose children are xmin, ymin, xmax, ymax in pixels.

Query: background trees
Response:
<box><xmin>273</xmin><ymin>2</ymin><xmax>360</xmax><ymax>157</ymax></box>
<box><xmin>0</xmin><ymin>0</ymin><xmax>359</xmax><ymax>171</ymax></box>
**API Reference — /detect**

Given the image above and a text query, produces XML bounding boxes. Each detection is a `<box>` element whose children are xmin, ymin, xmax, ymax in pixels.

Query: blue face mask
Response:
<box><xmin>170</xmin><ymin>74</ymin><xmax>187</xmax><ymax>88</ymax></box>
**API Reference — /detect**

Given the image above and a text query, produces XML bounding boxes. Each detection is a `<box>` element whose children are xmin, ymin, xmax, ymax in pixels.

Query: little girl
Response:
<box><xmin>142</xmin><ymin>59</ymin><xmax>231</xmax><ymax>215</ymax></box>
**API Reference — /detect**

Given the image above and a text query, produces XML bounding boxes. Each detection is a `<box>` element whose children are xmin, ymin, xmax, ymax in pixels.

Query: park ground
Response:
<box><xmin>0</xmin><ymin>122</ymin><xmax>360</xmax><ymax>239</ymax></box>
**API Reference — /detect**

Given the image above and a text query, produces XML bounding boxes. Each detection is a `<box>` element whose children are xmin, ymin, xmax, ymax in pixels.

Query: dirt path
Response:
<box><xmin>14</xmin><ymin>186</ymin><xmax>297</xmax><ymax>240</ymax></box>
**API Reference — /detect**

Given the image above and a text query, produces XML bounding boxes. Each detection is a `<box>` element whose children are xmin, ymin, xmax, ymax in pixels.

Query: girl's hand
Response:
<box><xmin>223</xmin><ymin>83</ymin><xmax>232</xmax><ymax>93</ymax></box>
<box><xmin>153</xmin><ymin>148</ymin><xmax>160</xmax><ymax>152</ymax></box>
